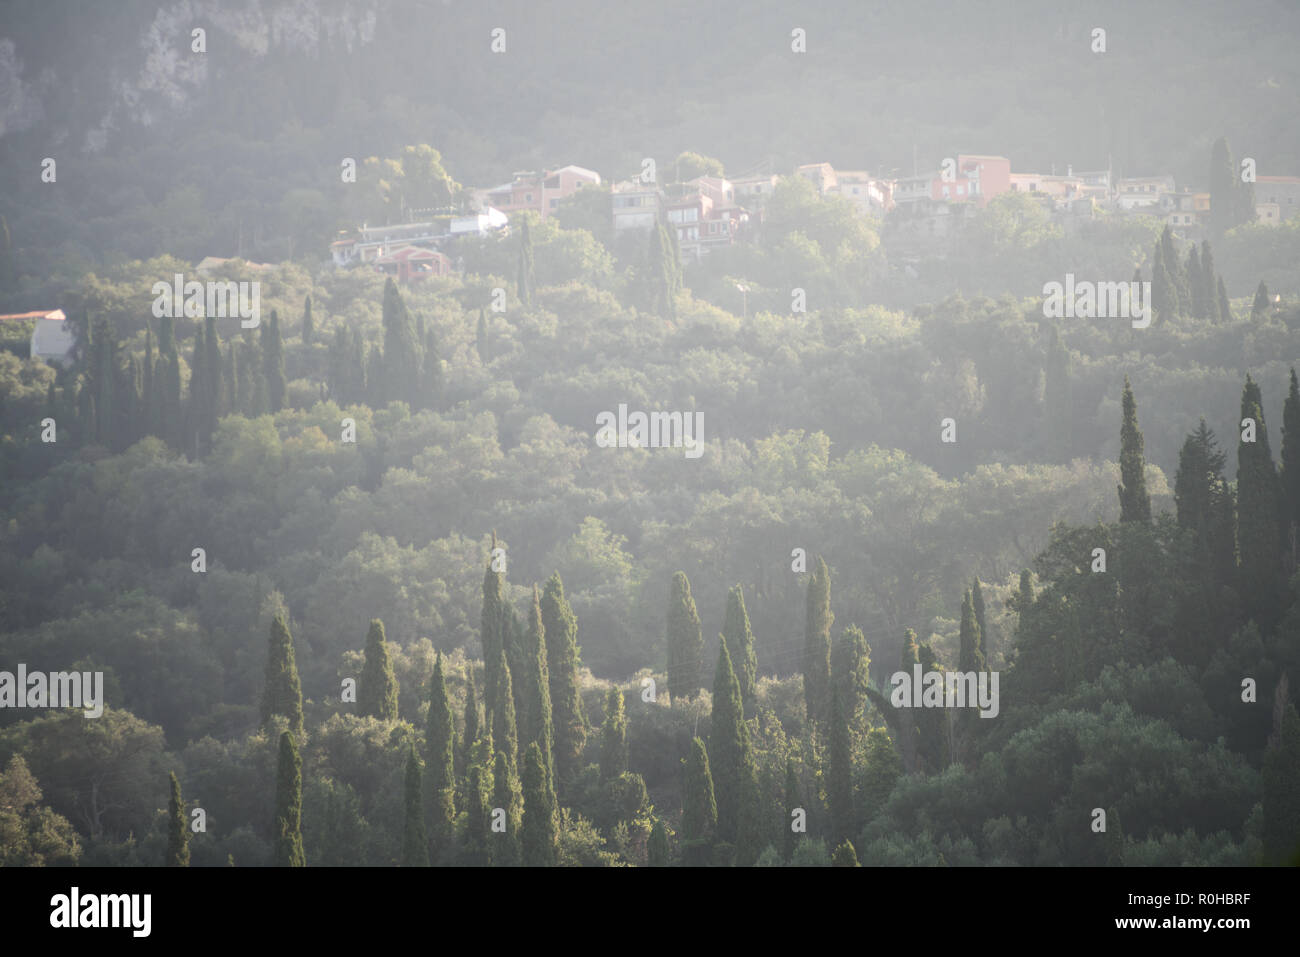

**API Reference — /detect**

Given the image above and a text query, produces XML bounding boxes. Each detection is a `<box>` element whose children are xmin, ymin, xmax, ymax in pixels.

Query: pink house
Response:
<box><xmin>482</xmin><ymin>165</ymin><xmax>601</xmax><ymax>220</ymax></box>
<box><xmin>374</xmin><ymin>247</ymin><xmax>452</xmax><ymax>283</ymax></box>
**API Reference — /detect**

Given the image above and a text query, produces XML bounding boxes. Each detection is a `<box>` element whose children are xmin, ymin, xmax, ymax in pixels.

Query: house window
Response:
<box><xmin>525</xmin><ymin>193</ymin><xmax>533</xmax><ymax>203</ymax></box>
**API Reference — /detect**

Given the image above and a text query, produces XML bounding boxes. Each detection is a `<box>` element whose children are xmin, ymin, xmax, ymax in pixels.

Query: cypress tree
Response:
<box><xmin>681</xmin><ymin>737</ymin><xmax>717</xmax><ymax>866</ymax></box>
<box><xmin>523</xmin><ymin>585</ymin><xmax>555</xmax><ymax>778</ymax></box>
<box><xmin>971</xmin><ymin>578</ymin><xmax>989</xmax><ymax>665</ymax></box>
<box><xmin>648</xmin><ymin>818</ymin><xmax>670</xmax><ymax>866</ymax></box>
<box><xmin>803</xmin><ymin>556</ymin><xmax>834</xmax><ymax>726</ymax></box>
<box><xmin>1252</xmin><ymin>281</ymin><xmax>1271</xmax><ymax>321</ymax></box>
<box><xmin>491</xmin><ymin>750</ymin><xmax>520</xmax><ymax>866</ymax></box>
<box><xmin>1176</xmin><ymin>419</ymin><xmax>1236</xmax><ymax>590</ymax></box>
<box><xmin>520</xmin><ymin>742</ymin><xmax>558</xmax><ymax>866</ymax></box>
<box><xmin>1159</xmin><ymin>225</ymin><xmax>1186</xmax><ymax>314</ymax></box>
<box><xmin>1238</xmin><ymin>375</ymin><xmax>1285</xmax><ymax>627</ymax></box>
<box><xmin>491</xmin><ymin>648</ymin><xmax>518</xmax><ymax>776</ymax></box>
<box><xmin>481</xmin><ymin>537</ymin><xmax>506</xmax><ymax>726</ymax></box>
<box><xmin>958</xmin><ymin>589</ymin><xmax>986</xmax><ymax>673</ymax></box>
<box><xmin>462</xmin><ymin>671</ymin><xmax>481</xmax><ymax>772</ymax></box>
<box><xmin>721</xmin><ymin>584</ymin><xmax>758</xmax><ymax>716</ymax></box>
<box><xmin>828</xmin><ymin>686</ymin><xmax>854</xmax><ymax>846</ymax></box>
<box><xmin>666</xmin><ymin>571</ymin><xmax>704</xmax><ymax>703</ymax></box>
<box><xmin>1200</xmin><ymin>241</ymin><xmax>1220</xmax><ymax>321</ymax></box>
<box><xmin>1209</xmin><ymin>137</ymin><xmax>1237</xmax><ymax>238</ymax></box>
<box><xmin>783</xmin><ymin>759</ymin><xmax>800</xmax><ymax>863</ymax></box>
<box><xmin>159</xmin><ymin>316</ymin><xmax>182</xmax><ymax>446</ymax></box>
<box><xmin>599</xmin><ymin>686</ymin><xmax>627</xmax><ymax>783</ymax></box>
<box><xmin>165</xmin><ymin>771</ymin><xmax>189</xmax><ymax>867</ymax></box>
<box><xmin>832</xmin><ymin>624</ymin><xmax>871</xmax><ymax>735</ymax></box>
<box><xmin>1281</xmin><ymin>369</ymin><xmax>1300</xmax><ymax>559</ymax></box>
<box><xmin>402</xmin><ymin>744</ymin><xmax>429</xmax><ymax>866</ymax></box>
<box><xmin>261</xmin><ymin>614</ymin><xmax>304</xmax><ymax>733</ymax></box>
<box><xmin>1118</xmin><ymin>377</ymin><xmax>1152</xmax><ymax>523</ymax></box>
<box><xmin>464</xmin><ymin>765</ymin><xmax>490</xmax><ymax>867</ymax></box>
<box><xmin>1151</xmin><ymin>246</ymin><xmax>1175</xmax><ymax>322</ymax></box>
<box><xmin>142</xmin><ymin>327</ymin><xmax>156</xmax><ymax>438</ymax></box>
<box><xmin>262</xmin><ymin>309</ymin><xmax>286</xmax><ymax>413</ymax></box>
<box><xmin>517</xmin><ymin>217</ymin><xmax>535</xmax><ymax>308</ymax></box>
<box><xmin>831</xmin><ymin>841</ymin><xmax>860</xmax><ymax>867</ymax></box>
<box><xmin>381</xmin><ymin>277</ymin><xmax>422</xmax><ymax>406</ymax></box>
<box><xmin>272</xmin><ymin>731</ymin><xmax>305</xmax><ymax>867</ymax></box>
<box><xmin>1186</xmin><ymin>244</ymin><xmax>1205</xmax><ymax>318</ymax></box>
<box><xmin>1263</xmin><ymin>701</ymin><xmax>1300</xmax><ymax>865</ymax></box>
<box><xmin>425</xmin><ymin>653</ymin><xmax>456</xmax><ymax>855</ymax></box>
<box><xmin>541</xmin><ymin>573</ymin><xmax>585</xmax><ymax>787</ymax></box>
<box><xmin>505</xmin><ymin>607</ymin><xmax>529</xmax><ymax>754</ymax></box>
<box><xmin>358</xmin><ymin>618</ymin><xmax>399</xmax><ymax>720</ymax></box>
<box><xmin>236</xmin><ymin>338</ymin><xmax>255</xmax><ymax>415</ymax></box>
<box><xmin>301</xmin><ymin>294</ymin><xmax>314</xmax><ymax>346</ymax></box>
<box><xmin>221</xmin><ymin>339</ymin><xmax>236</xmax><ymax>419</ymax></box>
<box><xmin>710</xmin><ymin>638</ymin><xmax>755</xmax><ymax>851</ymax></box>
<box><xmin>90</xmin><ymin>316</ymin><xmax>116</xmax><ymax>448</ymax></box>
<box><xmin>0</xmin><ymin>214</ymin><xmax>14</xmax><ymax>293</ymax></box>
<box><xmin>1217</xmin><ymin>277</ymin><xmax>1232</xmax><ymax>323</ymax></box>
<box><xmin>185</xmin><ymin>321</ymin><xmax>205</xmax><ymax>456</ymax></box>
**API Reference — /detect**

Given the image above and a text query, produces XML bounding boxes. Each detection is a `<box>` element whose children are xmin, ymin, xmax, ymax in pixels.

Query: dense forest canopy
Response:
<box><xmin>0</xmin><ymin>0</ymin><xmax>1298</xmax><ymax>869</ymax></box>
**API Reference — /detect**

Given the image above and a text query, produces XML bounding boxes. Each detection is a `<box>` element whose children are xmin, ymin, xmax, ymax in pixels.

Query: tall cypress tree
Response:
<box><xmin>462</xmin><ymin>671</ymin><xmax>481</xmax><ymax>774</ymax></box>
<box><xmin>491</xmin><ymin>648</ymin><xmax>518</xmax><ymax>776</ymax></box>
<box><xmin>709</xmin><ymin>638</ymin><xmax>755</xmax><ymax>850</ymax></box>
<box><xmin>1176</xmin><ymin>419</ymin><xmax>1237</xmax><ymax>590</ymax></box>
<box><xmin>422</xmin><ymin>323</ymin><xmax>442</xmax><ymax>411</ymax></box>
<box><xmin>159</xmin><ymin>315</ymin><xmax>182</xmax><ymax>446</ymax></box>
<box><xmin>803</xmin><ymin>556</ymin><xmax>834</xmax><ymax>726</ymax></box>
<box><xmin>142</xmin><ymin>327</ymin><xmax>156</xmax><ymax>439</ymax></box>
<box><xmin>541</xmin><ymin>573</ymin><xmax>585</xmax><ymax>787</ymax></box>
<box><xmin>681</xmin><ymin>737</ymin><xmax>717</xmax><ymax>866</ymax></box>
<box><xmin>599</xmin><ymin>687</ymin><xmax>627</xmax><ymax>783</ymax></box>
<box><xmin>971</xmin><ymin>578</ymin><xmax>989</xmax><ymax>665</ymax></box>
<box><xmin>165</xmin><ymin>771</ymin><xmax>189</xmax><ymax>867</ymax></box>
<box><xmin>402</xmin><ymin>744</ymin><xmax>429</xmax><ymax>866</ymax></box>
<box><xmin>958</xmin><ymin>589</ymin><xmax>986</xmax><ymax>673</ymax></box>
<box><xmin>832</xmin><ymin>624</ymin><xmax>871</xmax><ymax>735</ymax></box>
<box><xmin>721</xmin><ymin>585</ymin><xmax>758</xmax><ymax>716</ymax></box>
<box><xmin>425</xmin><ymin>653</ymin><xmax>456</xmax><ymax>856</ymax></box>
<box><xmin>1118</xmin><ymin>377</ymin><xmax>1152</xmax><ymax>523</ymax></box>
<box><xmin>648</xmin><ymin>818</ymin><xmax>670</xmax><ymax>866</ymax></box>
<box><xmin>1283</xmin><ymin>369</ymin><xmax>1300</xmax><ymax>563</ymax></box>
<box><xmin>272</xmin><ymin>731</ymin><xmax>305</xmax><ymax>867</ymax></box>
<box><xmin>381</xmin><ymin>277</ymin><xmax>422</xmax><ymax>407</ymax></box>
<box><xmin>1252</xmin><ymin>281</ymin><xmax>1271</xmax><ymax>321</ymax></box>
<box><xmin>1262</xmin><ymin>701</ymin><xmax>1300</xmax><ymax>865</ymax></box>
<box><xmin>301</xmin><ymin>294</ymin><xmax>314</xmax><ymax>346</ymax></box>
<box><xmin>520</xmin><ymin>742</ymin><xmax>558</xmax><ymax>866</ymax></box>
<box><xmin>261</xmin><ymin>614</ymin><xmax>304</xmax><ymax>733</ymax></box>
<box><xmin>1217</xmin><ymin>276</ymin><xmax>1232</xmax><ymax>324</ymax></box>
<box><xmin>358</xmin><ymin>618</ymin><xmax>399</xmax><ymax>720</ymax></box>
<box><xmin>522</xmin><ymin>585</ymin><xmax>555</xmax><ymax>779</ymax></box>
<box><xmin>828</xmin><ymin>685</ymin><xmax>854</xmax><ymax>846</ymax></box>
<box><xmin>491</xmin><ymin>750</ymin><xmax>520</xmax><ymax>866</ymax></box>
<box><xmin>1238</xmin><ymin>375</ymin><xmax>1285</xmax><ymax>627</ymax></box>
<box><xmin>1186</xmin><ymin>244</ymin><xmax>1205</xmax><ymax>319</ymax></box>
<box><xmin>464</xmin><ymin>765</ymin><xmax>490</xmax><ymax>867</ymax></box>
<box><xmin>262</xmin><ymin>309</ymin><xmax>286</xmax><ymax>413</ymax></box>
<box><xmin>666</xmin><ymin>571</ymin><xmax>704</xmax><ymax>703</ymax></box>
<box><xmin>1200</xmin><ymin>241</ymin><xmax>1220</xmax><ymax>322</ymax></box>
<box><xmin>481</xmin><ymin>537</ymin><xmax>506</xmax><ymax>727</ymax></box>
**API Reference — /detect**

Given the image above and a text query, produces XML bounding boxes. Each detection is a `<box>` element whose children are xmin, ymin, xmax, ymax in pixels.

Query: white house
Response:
<box><xmin>1</xmin><ymin>309</ymin><xmax>74</xmax><ymax>365</ymax></box>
